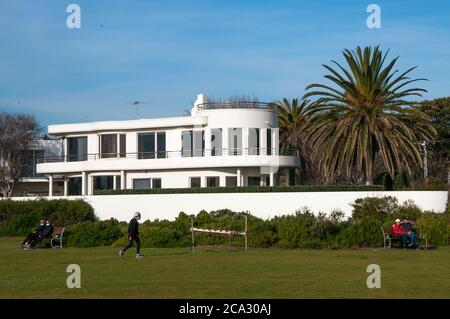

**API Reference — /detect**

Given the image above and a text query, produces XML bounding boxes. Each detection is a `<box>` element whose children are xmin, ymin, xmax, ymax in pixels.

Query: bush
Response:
<box><xmin>351</xmin><ymin>196</ymin><xmax>399</xmax><ymax>222</ymax></box>
<box><xmin>95</xmin><ymin>185</ymin><xmax>384</xmax><ymax>195</ymax></box>
<box><xmin>423</xmin><ymin>177</ymin><xmax>448</xmax><ymax>191</ymax></box>
<box><xmin>0</xmin><ymin>199</ymin><xmax>96</xmax><ymax>236</ymax></box>
<box><xmin>65</xmin><ymin>219</ymin><xmax>122</xmax><ymax>247</ymax></box>
<box><xmin>416</xmin><ymin>212</ymin><xmax>449</xmax><ymax>246</ymax></box>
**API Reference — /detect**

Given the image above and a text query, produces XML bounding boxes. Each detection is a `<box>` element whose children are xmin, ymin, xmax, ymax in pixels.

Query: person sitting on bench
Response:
<box><xmin>22</xmin><ymin>220</ymin><xmax>46</xmax><ymax>248</ymax></box>
<box><xmin>26</xmin><ymin>220</ymin><xmax>54</xmax><ymax>250</ymax></box>
<box><xmin>401</xmin><ymin>217</ymin><xmax>417</xmax><ymax>247</ymax></box>
<box><xmin>392</xmin><ymin>219</ymin><xmax>408</xmax><ymax>248</ymax></box>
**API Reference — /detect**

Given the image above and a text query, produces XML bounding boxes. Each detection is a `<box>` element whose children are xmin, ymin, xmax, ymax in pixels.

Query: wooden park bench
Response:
<box><xmin>381</xmin><ymin>226</ymin><xmax>428</xmax><ymax>249</ymax></box>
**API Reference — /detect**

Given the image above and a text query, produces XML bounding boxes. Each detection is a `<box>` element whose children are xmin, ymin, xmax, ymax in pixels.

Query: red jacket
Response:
<box><xmin>392</xmin><ymin>224</ymin><xmax>404</xmax><ymax>237</ymax></box>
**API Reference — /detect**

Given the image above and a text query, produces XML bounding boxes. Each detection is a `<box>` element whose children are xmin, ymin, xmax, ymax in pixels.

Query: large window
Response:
<box><xmin>182</xmin><ymin>130</ymin><xmax>204</xmax><ymax>157</ymax></box>
<box><xmin>228</xmin><ymin>128</ymin><xmax>242</xmax><ymax>155</ymax></box>
<box><xmin>138</xmin><ymin>132</ymin><xmax>166</xmax><ymax>159</ymax></box>
<box><xmin>100</xmin><ymin>134</ymin><xmax>117</xmax><ymax>158</ymax></box>
<box><xmin>248</xmin><ymin>176</ymin><xmax>261</xmax><ymax>186</ymax></box>
<box><xmin>225</xmin><ymin>176</ymin><xmax>237</xmax><ymax>187</ymax></box>
<box><xmin>211</xmin><ymin>129</ymin><xmax>222</xmax><ymax>156</ymax></box>
<box><xmin>67</xmin><ymin>136</ymin><xmax>87</xmax><ymax>161</ymax></box>
<box><xmin>22</xmin><ymin>150</ymin><xmax>44</xmax><ymax>178</ymax></box>
<box><xmin>157</xmin><ymin>132</ymin><xmax>166</xmax><ymax>158</ymax></box>
<box><xmin>133</xmin><ymin>178</ymin><xmax>162</xmax><ymax>189</ymax></box>
<box><xmin>68</xmin><ymin>177</ymin><xmax>82</xmax><ymax>195</ymax></box>
<box><xmin>94</xmin><ymin>176</ymin><xmax>114</xmax><ymax>191</ymax></box>
<box><xmin>248</xmin><ymin>128</ymin><xmax>260</xmax><ymax>155</ymax></box>
<box><xmin>138</xmin><ymin>133</ymin><xmax>155</xmax><ymax>159</ymax></box>
<box><xmin>206</xmin><ymin>176</ymin><xmax>220</xmax><ymax>187</ymax></box>
<box><xmin>267</xmin><ymin>129</ymin><xmax>272</xmax><ymax>155</ymax></box>
<box><xmin>120</xmin><ymin>134</ymin><xmax>126</xmax><ymax>158</ymax></box>
<box><xmin>189</xmin><ymin>177</ymin><xmax>201</xmax><ymax>188</ymax></box>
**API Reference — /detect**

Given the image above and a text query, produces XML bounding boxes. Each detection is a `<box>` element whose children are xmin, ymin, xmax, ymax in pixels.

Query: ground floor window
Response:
<box><xmin>225</xmin><ymin>176</ymin><xmax>237</xmax><ymax>187</ymax></box>
<box><xmin>133</xmin><ymin>178</ymin><xmax>162</xmax><ymax>189</ymax></box>
<box><xmin>206</xmin><ymin>176</ymin><xmax>220</xmax><ymax>187</ymax></box>
<box><xmin>94</xmin><ymin>176</ymin><xmax>114</xmax><ymax>191</ymax></box>
<box><xmin>248</xmin><ymin>176</ymin><xmax>261</xmax><ymax>186</ymax></box>
<box><xmin>68</xmin><ymin>177</ymin><xmax>82</xmax><ymax>195</ymax></box>
<box><xmin>189</xmin><ymin>177</ymin><xmax>201</xmax><ymax>188</ymax></box>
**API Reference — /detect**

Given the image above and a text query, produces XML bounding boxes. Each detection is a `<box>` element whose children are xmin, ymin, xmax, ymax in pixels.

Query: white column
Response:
<box><xmin>243</xmin><ymin>128</ymin><xmax>249</xmax><ymax>155</ymax></box>
<box><xmin>237</xmin><ymin>168</ymin><xmax>241</xmax><ymax>187</ymax></box>
<box><xmin>223</xmin><ymin>127</ymin><xmax>229</xmax><ymax>156</ymax></box>
<box><xmin>120</xmin><ymin>170</ymin><xmax>126</xmax><ymax>189</ymax></box>
<box><xmin>204</xmin><ymin>129</ymin><xmax>211</xmax><ymax>156</ymax></box>
<box><xmin>63</xmin><ymin>138</ymin><xmax>68</xmax><ymax>161</ymax></box>
<box><xmin>48</xmin><ymin>175</ymin><xmax>53</xmax><ymax>197</ymax></box>
<box><xmin>269</xmin><ymin>172</ymin><xmax>274</xmax><ymax>187</ymax></box>
<box><xmin>113</xmin><ymin>175</ymin><xmax>117</xmax><ymax>190</ymax></box>
<box><xmin>81</xmin><ymin>172</ymin><xmax>87</xmax><ymax>196</ymax></box>
<box><xmin>63</xmin><ymin>178</ymin><xmax>68</xmax><ymax>196</ymax></box>
<box><xmin>273</xmin><ymin>128</ymin><xmax>279</xmax><ymax>155</ymax></box>
<box><xmin>261</xmin><ymin>128</ymin><xmax>267</xmax><ymax>155</ymax></box>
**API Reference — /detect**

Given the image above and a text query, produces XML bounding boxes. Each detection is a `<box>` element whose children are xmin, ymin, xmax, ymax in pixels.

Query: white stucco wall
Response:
<box><xmin>8</xmin><ymin>191</ymin><xmax>447</xmax><ymax>221</ymax></box>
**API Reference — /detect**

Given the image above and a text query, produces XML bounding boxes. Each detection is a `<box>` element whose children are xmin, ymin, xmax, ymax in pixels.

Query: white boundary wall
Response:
<box><xmin>8</xmin><ymin>191</ymin><xmax>448</xmax><ymax>221</ymax></box>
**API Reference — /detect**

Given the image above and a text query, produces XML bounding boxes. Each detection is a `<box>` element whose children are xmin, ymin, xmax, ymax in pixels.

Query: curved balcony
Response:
<box><xmin>196</xmin><ymin>101</ymin><xmax>272</xmax><ymax>111</ymax></box>
<box><xmin>36</xmin><ymin>148</ymin><xmax>300</xmax><ymax>174</ymax></box>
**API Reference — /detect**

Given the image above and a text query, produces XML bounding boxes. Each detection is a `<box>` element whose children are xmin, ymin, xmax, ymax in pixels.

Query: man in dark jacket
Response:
<box><xmin>22</xmin><ymin>220</ymin><xmax>46</xmax><ymax>247</ymax></box>
<box><xmin>119</xmin><ymin>212</ymin><xmax>143</xmax><ymax>258</ymax></box>
<box><xmin>27</xmin><ymin>220</ymin><xmax>54</xmax><ymax>249</ymax></box>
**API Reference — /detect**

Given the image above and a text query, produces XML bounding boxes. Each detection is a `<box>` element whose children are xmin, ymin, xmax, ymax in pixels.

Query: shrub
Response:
<box><xmin>65</xmin><ymin>219</ymin><xmax>122</xmax><ymax>247</ymax></box>
<box><xmin>423</xmin><ymin>177</ymin><xmax>448</xmax><ymax>191</ymax></box>
<box><xmin>416</xmin><ymin>212</ymin><xmax>449</xmax><ymax>246</ymax></box>
<box><xmin>351</xmin><ymin>196</ymin><xmax>399</xmax><ymax>222</ymax></box>
<box><xmin>0</xmin><ymin>199</ymin><xmax>96</xmax><ymax>236</ymax></box>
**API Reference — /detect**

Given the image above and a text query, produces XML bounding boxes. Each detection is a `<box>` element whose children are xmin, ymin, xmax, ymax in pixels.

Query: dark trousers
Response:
<box><xmin>29</xmin><ymin>236</ymin><xmax>44</xmax><ymax>248</ymax></box>
<box><xmin>122</xmin><ymin>236</ymin><xmax>140</xmax><ymax>254</ymax></box>
<box><xmin>22</xmin><ymin>233</ymin><xmax>38</xmax><ymax>245</ymax></box>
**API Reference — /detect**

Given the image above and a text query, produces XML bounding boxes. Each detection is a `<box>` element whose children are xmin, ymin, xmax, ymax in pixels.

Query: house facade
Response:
<box><xmin>36</xmin><ymin>94</ymin><xmax>300</xmax><ymax>196</ymax></box>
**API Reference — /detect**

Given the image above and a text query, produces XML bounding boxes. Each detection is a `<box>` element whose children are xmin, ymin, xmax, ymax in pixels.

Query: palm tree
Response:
<box><xmin>270</xmin><ymin>98</ymin><xmax>312</xmax><ymax>153</ymax></box>
<box><xmin>303</xmin><ymin>46</ymin><xmax>436</xmax><ymax>184</ymax></box>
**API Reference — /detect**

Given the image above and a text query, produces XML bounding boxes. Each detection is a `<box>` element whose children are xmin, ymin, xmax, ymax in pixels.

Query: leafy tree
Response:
<box><xmin>303</xmin><ymin>46</ymin><xmax>436</xmax><ymax>184</ymax></box>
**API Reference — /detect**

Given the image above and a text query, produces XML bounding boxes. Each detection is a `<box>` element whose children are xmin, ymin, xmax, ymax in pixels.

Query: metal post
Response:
<box><xmin>245</xmin><ymin>215</ymin><xmax>248</xmax><ymax>252</ymax></box>
<box><xmin>191</xmin><ymin>218</ymin><xmax>195</xmax><ymax>253</ymax></box>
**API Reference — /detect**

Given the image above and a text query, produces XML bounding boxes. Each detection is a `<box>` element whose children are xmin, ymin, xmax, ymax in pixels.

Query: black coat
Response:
<box><xmin>42</xmin><ymin>225</ymin><xmax>54</xmax><ymax>238</ymax></box>
<box><xmin>128</xmin><ymin>218</ymin><xmax>139</xmax><ymax>238</ymax></box>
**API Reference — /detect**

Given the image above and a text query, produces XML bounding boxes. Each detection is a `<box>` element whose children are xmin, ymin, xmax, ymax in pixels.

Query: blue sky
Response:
<box><xmin>1</xmin><ymin>0</ymin><xmax>449</xmax><ymax>130</ymax></box>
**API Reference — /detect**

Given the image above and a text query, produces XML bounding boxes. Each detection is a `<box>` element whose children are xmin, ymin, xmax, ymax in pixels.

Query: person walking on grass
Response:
<box><xmin>119</xmin><ymin>212</ymin><xmax>144</xmax><ymax>258</ymax></box>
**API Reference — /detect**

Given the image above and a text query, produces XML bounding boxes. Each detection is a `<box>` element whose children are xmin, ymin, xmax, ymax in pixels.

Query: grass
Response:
<box><xmin>0</xmin><ymin>237</ymin><xmax>449</xmax><ymax>298</ymax></box>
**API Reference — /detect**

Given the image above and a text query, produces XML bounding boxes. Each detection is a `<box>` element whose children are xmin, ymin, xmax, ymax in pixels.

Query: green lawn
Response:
<box><xmin>0</xmin><ymin>237</ymin><xmax>449</xmax><ymax>298</ymax></box>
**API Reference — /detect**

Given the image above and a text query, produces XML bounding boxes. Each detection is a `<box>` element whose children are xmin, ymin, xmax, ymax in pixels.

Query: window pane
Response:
<box><xmin>138</xmin><ymin>133</ymin><xmax>155</xmax><ymax>159</ymax></box>
<box><xmin>248</xmin><ymin>176</ymin><xmax>261</xmax><ymax>186</ymax></box>
<box><xmin>157</xmin><ymin>132</ymin><xmax>166</xmax><ymax>158</ymax></box>
<box><xmin>101</xmin><ymin>134</ymin><xmax>117</xmax><ymax>158</ymax></box>
<box><xmin>120</xmin><ymin>134</ymin><xmax>126</xmax><ymax>158</ymax></box>
<box><xmin>228</xmin><ymin>128</ymin><xmax>242</xmax><ymax>155</ymax></box>
<box><xmin>94</xmin><ymin>176</ymin><xmax>114</xmax><ymax>190</ymax></box>
<box><xmin>182</xmin><ymin>131</ymin><xmax>193</xmax><ymax>157</ymax></box>
<box><xmin>68</xmin><ymin>177</ymin><xmax>82</xmax><ymax>195</ymax></box>
<box><xmin>225</xmin><ymin>176</ymin><xmax>237</xmax><ymax>187</ymax></box>
<box><xmin>133</xmin><ymin>179</ymin><xmax>151</xmax><ymax>189</ymax></box>
<box><xmin>193</xmin><ymin>131</ymin><xmax>204</xmax><ymax>157</ymax></box>
<box><xmin>249</xmin><ymin>128</ymin><xmax>260</xmax><ymax>155</ymax></box>
<box><xmin>68</xmin><ymin>137</ymin><xmax>87</xmax><ymax>161</ymax></box>
<box><xmin>206</xmin><ymin>176</ymin><xmax>220</xmax><ymax>187</ymax></box>
<box><xmin>211</xmin><ymin>129</ymin><xmax>222</xmax><ymax>156</ymax></box>
<box><xmin>190</xmin><ymin>177</ymin><xmax>201</xmax><ymax>188</ymax></box>
<box><xmin>267</xmin><ymin>129</ymin><xmax>272</xmax><ymax>155</ymax></box>
<box><xmin>152</xmin><ymin>178</ymin><xmax>162</xmax><ymax>189</ymax></box>
<box><xmin>116</xmin><ymin>176</ymin><xmax>121</xmax><ymax>189</ymax></box>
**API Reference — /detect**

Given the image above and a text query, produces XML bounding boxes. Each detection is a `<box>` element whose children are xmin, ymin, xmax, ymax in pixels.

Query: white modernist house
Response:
<box><xmin>36</xmin><ymin>94</ymin><xmax>300</xmax><ymax>196</ymax></box>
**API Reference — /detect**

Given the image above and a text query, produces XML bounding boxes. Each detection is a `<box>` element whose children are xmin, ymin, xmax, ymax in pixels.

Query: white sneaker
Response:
<box><xmin>136</xmin><ymin>253</ymin><xmax>144</xmax><ymax>258</ymax></box>
<box><xmin>119</xmin><ymin>250</ymin><xmax>124</xmax><ymax>257</ymax></box>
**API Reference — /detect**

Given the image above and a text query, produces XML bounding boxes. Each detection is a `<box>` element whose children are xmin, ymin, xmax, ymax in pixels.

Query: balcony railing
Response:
<box><xmin>196</xmin><ymin>101</ymin><xmax>272</xmax><ymax>111</ymax></box>
<box><xmin>36</xmin><ymin>148</ymin><xmax>300</xmax><ymax>163</ymax></box>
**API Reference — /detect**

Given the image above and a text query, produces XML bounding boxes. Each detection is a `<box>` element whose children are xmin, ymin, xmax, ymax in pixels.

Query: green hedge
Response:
<box><xmin>95</xmin><ymin>185</ymin><xmax>384</xmax><ymax>195</ymax></box>
<box><xmin>65</xmin><ymin>219</ymin><xmax>122</xmax><ymax>248</ymax></box>
<box><xmin>0</xmin><ymin>199</ymin><xmax>96</xmax><ymax>236</ymax></box>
